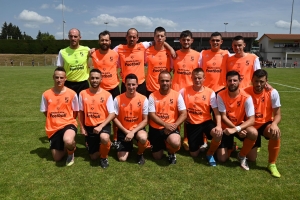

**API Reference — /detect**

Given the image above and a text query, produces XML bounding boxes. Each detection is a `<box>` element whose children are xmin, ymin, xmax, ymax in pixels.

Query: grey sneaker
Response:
<box><xmin>99</xmin><ymin>158</ymin><xmax>109</xmax><ymax>169</ymax></box>
<box><xmin>237</xmin><ymin>153</ymin><xmax>249</xmax><ymax>170</ymax></box>
<box><xmin>66</xmin><ymin>153</ymin><xmax>74</xmax><ymax>166</ymax></box>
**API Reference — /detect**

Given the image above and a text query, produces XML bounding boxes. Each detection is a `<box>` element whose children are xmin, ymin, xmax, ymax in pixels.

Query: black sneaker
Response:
<box><xmin>168</xmin><ymin>153</ymin><xmax>177</xmax><ymax>164</ymax></box>
<box><xmin>111</xmin><ymin>140</ymin><xmax>120</xmax><ymax>150</ymax></box>
<box><xmin>137</xmin><ymin>154</ymin><xmax>145</xmax><ymax>165</ymax></box>
<box><xmin>99</xmin><ymin>158</ymin><xmax>109</xmax><ymax>169</ymax></box>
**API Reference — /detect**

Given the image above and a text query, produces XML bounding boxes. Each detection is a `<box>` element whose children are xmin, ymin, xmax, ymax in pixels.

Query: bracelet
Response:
<box><xmin>235</xmin><ymin>126</ymin><xmax>241</xmax><ymax>132</ymax></box>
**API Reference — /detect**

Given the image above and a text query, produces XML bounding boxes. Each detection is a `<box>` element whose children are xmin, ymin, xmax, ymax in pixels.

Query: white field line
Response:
<box><xmin>269</xmin><ymin>82</ymin><xmax>300</xmax><ymax>90</ymax></box>
<box><xmin>277</xmin><ymin>91</ymin><xmax>300</xmax><ymax>92</ymax></box>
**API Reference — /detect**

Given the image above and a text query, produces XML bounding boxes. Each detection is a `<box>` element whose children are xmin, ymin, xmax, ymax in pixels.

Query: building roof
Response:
<box><xmin>109</xmin><ymin>32</ymin><xmax>258</xmax><ymax>38</ymax></box>
<box><xmin>259</xmin><ymin>34</ymin><xmax>300</xmax><ymax>41</ymax></box>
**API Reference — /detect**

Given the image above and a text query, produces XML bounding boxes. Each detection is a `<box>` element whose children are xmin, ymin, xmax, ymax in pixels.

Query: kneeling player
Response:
<box><xmin>40</xmin><ymin>67</ymin><xmax>78</xmax><ymax>166</ymax></box>
<box><xmin>180</xmin><ymin>68</ymin><xmax>223</xmax><ymax>166</ymax></box>
<box><xmin>148</xmin><ymin>71</ymin><xmax>187</xmax><ymax>164</ymax></box>
<box><xmin>113</xmin><ymin>74</ymin><xmax>150</xmax><ymax>165</ymax></box>
<box><xmin>244</xmin><ymin>69</ymin><xmax>281</xmax><ymax>177</ymax></box>
<box><xmin>79</xmin><ymin>69</ymin><xmax>115</xmax><ymax>168</ymax></box>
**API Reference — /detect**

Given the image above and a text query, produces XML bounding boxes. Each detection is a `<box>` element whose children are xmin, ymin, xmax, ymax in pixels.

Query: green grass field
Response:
<box><xmin>0</xmin><ymin>66</ymin><xmax>299</xmax><ymax>199</ymax></box>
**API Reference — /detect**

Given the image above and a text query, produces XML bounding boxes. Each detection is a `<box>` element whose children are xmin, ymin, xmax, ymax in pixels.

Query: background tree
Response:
<box><xmin>36</xmin><ymin>31</ymin><xmax>55</xmax><ymax>40</ymax></box>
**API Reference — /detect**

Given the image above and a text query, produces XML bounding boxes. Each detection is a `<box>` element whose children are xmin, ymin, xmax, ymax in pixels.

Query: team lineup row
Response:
<box><xmin>40</xmin><ymin>27</ymin><xmax>281</xmax><ymax>178</ymax></box>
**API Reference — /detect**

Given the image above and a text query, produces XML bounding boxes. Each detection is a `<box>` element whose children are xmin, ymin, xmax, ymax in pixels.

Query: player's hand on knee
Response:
<box><xmin>268</xmin><ymin>124</ymin><xmax>281</xmax><ymax>139</ymax></box>
<box><xmin>93</xmin><ymin>125</ymin><xmax>103</xmax><ymax>134</ymax></box>
<box><xmin>81</xmin><ymin>128</ymin><xmax>87</xmax><ymax>136</ymax></box>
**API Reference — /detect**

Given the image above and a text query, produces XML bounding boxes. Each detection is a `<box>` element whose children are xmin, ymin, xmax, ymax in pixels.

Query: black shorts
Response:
<box><xmin>107</xmin><ymin>85</ymin><xmax>120</xmax><ymax>99</ymax></box>
<box><xmin>84</xmin><ymin>123</ymin><xmax>111</xmax><ymax>154</ymax></box>
<box><xmin>185</xmin><ymin>120</ymin><xmax>215</xmax><ymax>152</ymax></box>
<box><xmin>49</xmin><ymin>124</ymin><xmax>77</xmax><ymax>150</ymax></box>
<box><xmin>121</xmin><ymin>81</ymin><xmax>146</xmax><ymax>97</ymax></box>
<box><xmin>116</xmin><ymin>128</ymin><xmax>146</xmax><ymax>152</ymax></box>
<box><xmin>148</xmin><ymin>125</ymin><xmax>180</xmax><ymax>153</ymax></box>
<box><xmin>65</xmin><ymin>80</ymin><xmax>89</xmax><ymax>96</ymax></box>
<box><xmin>219</xmin><ymin>129</ymin><xmax>259</xmax><ymax>149</ymax></box>
<box><xmin>255</xmin><ymin>121</ymin><xmax>273</xmax><ymax>148</ymax></box>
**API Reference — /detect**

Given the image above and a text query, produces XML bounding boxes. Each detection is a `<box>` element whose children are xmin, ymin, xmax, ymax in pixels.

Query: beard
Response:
<box><xmin>228</xmin><ymin>85</ymin><xmax>238</xmax><ymax>92</ymax></box>
<box><xmin>99</xmin><ymin>44</ymin><xmax>109</xmax><ymax>51</ymax></box>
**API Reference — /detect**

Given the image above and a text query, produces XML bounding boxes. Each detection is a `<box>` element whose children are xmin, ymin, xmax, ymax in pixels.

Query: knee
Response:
<box><xmin>118</xmin><ymin>157</ymin><xmax>127</xmax><ymax>162</ymax></box>
<box><xmin>100</xmin><ymin>136</ymin><xmax>110</xmax><ymax>144</ymax></box>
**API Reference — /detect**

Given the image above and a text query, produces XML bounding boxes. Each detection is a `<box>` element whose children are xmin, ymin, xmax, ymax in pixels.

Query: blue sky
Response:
<box><xmin>1</xmin><ymin>0</ymin><xmax>299</xmax><ymax>40</ymax></box>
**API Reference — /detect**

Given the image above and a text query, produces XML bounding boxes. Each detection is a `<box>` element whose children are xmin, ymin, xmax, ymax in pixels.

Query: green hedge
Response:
<box><xmin>0</xmin><ymin>40</ymin><xmax>99</xmax><ymax>54</ymax></box>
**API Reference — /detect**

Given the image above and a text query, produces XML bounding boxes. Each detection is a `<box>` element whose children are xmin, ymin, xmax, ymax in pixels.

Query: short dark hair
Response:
<box><xmin>158</xmin><ymin>70</ymin><xmax>171</xmax><ymax>79</ymax></box>
<box><xmin>54</xmin><ymin>67</ymin><xmax>66</xmax><ymax>73</ymax></box>
<box><xmin>154</xmin><ymin>27</ymin><xmax>166</xmax><ymax>35</ymax></box>
<box><xmin>226</xmin><ymin>70</ymin><xmax>241</xmax><ymax>80</ymax></box>
<box><xmin>252</xmin><ymin>69</ymin><xmax>268</xmax><ymax>80</ymax></box>
<box><xmin>99</xmin><ymin>30</ymin><xmax>110</xmax><ymax>40</ymax></box>
<box><xmin>180</xmin><ymin>30</ymin><xmax>193</xmax><ymax>39</ymax></box>
<box><xmin>210</xmin><ymin>32</ymin><xmax>222</xmax><ymax>39</ymax></box>
<box><xmin>90</xmin><ymin>68</ymin><xmax>102</xmax><ymax>75</ymax></box>
<box><xmin>125</xmin><ymin>73</ymin><xmax>138</xmax><ymax>83</ymax></box>
<box><xmin>233</xmin><ymin>35</ymin><xmax>244</xmax><ymax>42</ymax></box>
<box><xmin>192</xmin><ymin>68</ymin><xmax>204</xmax><ymax>74</ymax></box>
<box><xmin>126</xmin><ymin>28</ymin><xmax>138</xmax><ymax>37</ymax></box>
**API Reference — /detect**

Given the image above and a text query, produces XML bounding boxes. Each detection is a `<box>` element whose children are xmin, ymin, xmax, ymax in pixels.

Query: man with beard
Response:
<box><xmin>227</xmin><ymin>35</ymin><xmax>261</xmax><ymax>89</ymax></box>
<box><xmin>57</xmin><ymin>28</ymin><xmax>91</xmax><ymax>96</ymax></box>
<box><xmin>113</xmin><ymin>74</ymin><xmax>150</xmax><ymax>165</ymax></box>
<box><xmin>172</xmin><ymin>30</ymin><xmax>201</xmax><ymax>151</ymax></box>
<box><xmin>148</xmin><ymin>71</ymin><xmax>187</xmax><ymax>164</ymax></box>
<box><xmin>78</xmin><ymin>69</ymin><xmax>115</xmax><ymax>168</ymax></box>
<box><xmin>244</xmin><ymin>69</ymin><xmax>282</xmax><ymax>177</ymax></box>
<box><xmin>145</xmin><ymin>26</ymin><xmax>172</xmax><ymax>98</ymax></box>
<box><xmin>217</xmin><ymin>70</ymin><xmax>258</xmax><ymax>170</ymax></box>
<box><xmin>40</xmin><ymin>67</ymin><xmax>78</xmax><ymax>166</ymax></box>
<box><xmin>114</xmin><ymin>28</ymin><xmax>175</xmax><ymax>96</ymax></box>
<box><xmin>91</xmin><ymin>30</ymin><xmax>120</xmax><ymax>147</ymax></box>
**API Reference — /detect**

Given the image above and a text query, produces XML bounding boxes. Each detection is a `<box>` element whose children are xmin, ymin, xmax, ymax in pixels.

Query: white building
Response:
<box><xmin>259</xmin><ymin>34</ymin><xmax>300</xmax><ymax>67</ymax></box>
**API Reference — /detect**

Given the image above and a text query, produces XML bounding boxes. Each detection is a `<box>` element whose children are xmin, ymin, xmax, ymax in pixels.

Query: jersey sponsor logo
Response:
<box><xmin>65</xmin><ymin>97</ymin><xmax>69</xmax><ymax>103</ymax></box>
<box><xmin>170</xmin><ymin>99</ymin><xmax>174</xmax><ymax>104</ymax></box>
<box><xmin>102</xmin><ymin>72</ymin><xmax>113</xmax><ymax>78</ymax></box>
<box><xmin>87</xmin><ymin>112</ymin><xmax>100</xmax><ymax>118</ymax></box>
<box><xmin>100</xmin><ymin>97</ymin><xmax>104</xmax><ymax>103</ymax></box>
<box><xmin>80</xmin><ymin>52</ymin><xmax>84</xmax><ymax>57</ymax></box>
<box><xmin>202</xmin><ymin>95</ymin><xmax>206</xmax><ymax>101</ymax></box>
<box><xmin>110</xmin><ymin>56</ymin><xmax>113</xmax><ymax>62</ymax></box>
<box><xmin>50</xmin><ymin>111</ymin><xmax>67</xmax><ymax>118</ymax></box>
<box><xmin>157</xmin><ymin>112</ymin><xmax>169</xmax><ymax>120</ymax></box>
<box><xmin>70</xmin><ymin>65</ymin><xmax>84</xmax><ymax>71</ymax></box>
<box><xmin>187</xmin><ymin>108</ymin><xmax>203</xmax><ymax>115</ymax></box>
<box><xmin>237</xmin><ymin>101</ymin><xmax>241</xmax><ymax>107</ymax></box>
<box><xmin>255</xmin><ymin>112</ymin><xmax>264</xmax><ymax>118</ymax></box>
<box><xmin>137</xmin><ymin>100</ymin><xmax>141</xmax><ymax>107</ymax></box>
<box><xmin>206</xmin><ymin>67</ymin><xmax>222</xmax><ymax>73</ymax></box>
<box><xmin>191</xmin><ymin>56</ymin><xmax>194</xmax><ymax>61</ymax></box>
<box><xmin>177</xmin><ymin>68</ymin><xmax>192</xmax><ymax>75</ymax></box>
<box><xmin>124</xmin><ymin>116</ymin><xmax>139</xmax><ymax>122</ymax></box>
<box><xmin>125</xmin><ymin>60</ymin><xmax>141</xmax><ymax>67</ymax></box>
<box><xmin>153</xmin><ymin>66</ymin><xmax>167</xmax><ymax>73</ymax></box>
<box><xmin>246</xmin><ymin>60</ymin><xmax>250</xmax><ymax>66</ymax></box>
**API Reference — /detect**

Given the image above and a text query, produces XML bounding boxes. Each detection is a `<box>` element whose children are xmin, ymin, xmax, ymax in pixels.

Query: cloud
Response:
<box><xmin>86</xmin><ymin>14</ymin><xmax>178</xmax><ymax>28</ymax></box>
<box><xmin>18</xmin><ymin>10</ymin><xmax>54</xmax><ymax>23</ymax></box>
<box><xmin>40</xmin><ymin>4</ymin><xmax>49</xmax><ymax>9</ymax></box>
<box><xmin>250</xmin><ymin>21</ymin><xmax>263</xmax><ymax>27</ymax></box>
<box><xmin>55</xmin><ymin>4</ymin><xmax>73</xmax><ymax>12</ymax></box>
<box><xmin>24</xmin><ymin>23</ymin><xmax>38</xmax><ymax>28</ymax></box>
<box><xmin>232</xmin><ymin>0</ymin><xmax>244</xmax><ymax>2</ymax></box>
<box><xmin>275</xmin><ymin>20</ymin><xmax>300</xmax><ymax>29</ymax></box>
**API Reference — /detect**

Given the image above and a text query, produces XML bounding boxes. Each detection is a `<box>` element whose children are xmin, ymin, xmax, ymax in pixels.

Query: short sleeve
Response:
<box><xmin>271</xmin><ymin>89</ymin><xmax>281</xmax><ymax>108</ymax></box>
<box><xmin>177</xmin><ymin>93</ymin><xmax>186</xmax><ymax>111</ymax></box>
<box><xmin>148</xmin><ymin>95</ymin><xmax>156</xmax><ymax>112</ymax></box>
<box><xmin>72</xmin><ymin>94</ymin><xmax>79</xmax><ymax>111</ymax></box>
<box><xmin>40</xmin><ymin>94</ymin><xmax>47</xmax><ymax>112</ymax></box>
<box><xmin>56</xmin><ymin>50</ymin><xmax>64</xmax><ymax>67</ymax></box>
<box><xmin>142</xmin><ymin>41</ymin><xmax>153</xmax><ymax>49</ymax></box>
<box><xmin>244</xmin><ymin>96</ymin><xmax>254</xmax><ymax>117</ymax></box>
<box><xmin>210</xmin><ymin>92</ymin><xmax>218</xmax><ymax>108</ymax></box>
<box><xmin>78</xmin><ymin>93</ymin><xmax>83</xmax><ymax>111</ymax></box>
<box><xmin>106</xmin><ymin>95</ymin><xmax>115</xmax><ymax>113</ymax></box>
<box><xmin>113</xmin><ymin>98</ymin><xmax>119</xmax><ymax>115</ymax></box>
<box><xmin>217</xmin><ymin>94</ymin><xmax>226</xmax><ymax>112</ymax></box>
<box><xmin>142</xmin><ymin>98</ymin><xmax>149</xmax><ymax>115</ymax></box>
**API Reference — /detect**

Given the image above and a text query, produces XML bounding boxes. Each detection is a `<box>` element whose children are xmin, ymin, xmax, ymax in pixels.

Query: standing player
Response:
<box><xmin>113</xmin><ymin>74</ymin><xmax>150</xmax><ymax>165</ymax></box>
<box><xmin>148</xmin><ymin>71</ymin><xmax>187</xmax><ymax>164</ymax></box>
<box><xmin>172</xmin><ymin>30</ymin><xmax>201</xmax><ymax>151</ymax></box>
<box><xmin>217</xmin><ymin>71</ymin><xmax>258</xmax><ymax>170</ymax></box>
<box><xmin>145</xmin><ymin>26</ymin><xmax>172</xmax><ymax>98</ymax></box>
<box><xmin>91</xmin><ymin>30</ymin><xmax>120</xmax><ymax>147</ymax></box>
<box><xmin>79</xmin><ymin>69</ymin><xmax>115</xmax><ymax>168</ymax></box>
<box><xmin>114</xmin><ymin>28</ymin><xmax>175</xmax><ymax>96</ymax></box>
<box><xmin>180</xmin><ymin>68</ymin><xmax>223</xmax><ymax>166</ymax></box>
<box><xmin>244</xmin><ymin>69</ymin><xmax>281</xmax><ymax>177</ymax></box>
<box><xmin>227</xmin><ymin>35</ymin><xmax>260</xmax><ymax>89</ymax></box>
<box><xmin>57</xmin><ymin>28</ymin><xmax>91</xmax><ymax>96</ymax></box>
<box><xmin>40</xmin><ymin>67</ymin><xmax>78</xmax><ymax>166</ymax></box>
<box><xmin>199</xmin><ymin>32</ymin><xmax>230</xmax><ymax>150</ymax></box>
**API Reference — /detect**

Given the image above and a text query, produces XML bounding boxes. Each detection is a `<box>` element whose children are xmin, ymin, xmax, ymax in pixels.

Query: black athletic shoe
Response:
<box><xmin>137</xmin><ymin>154</ymin><xmax>145</xmax><ymax>165</ymax></box>
<box><xmin>168</xmin><ymin>153</ymin><xmax>177</xmax><ymax>164</ymax></box>
<box><xmin>99</xmin><ymin>158</ymin><xmax>109</xmax><ymax>169</ymax></box>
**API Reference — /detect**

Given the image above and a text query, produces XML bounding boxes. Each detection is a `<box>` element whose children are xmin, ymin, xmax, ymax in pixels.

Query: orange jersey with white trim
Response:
<box><xmin>149</xmin><ymin>90</ymin><xmax>180</xmax><ymax>129</ymax></box>
<box><xmin>116</xmin><ymin>43</ymin><xmax>147</xmax><ymax>84</ymax></box>
<box><xmin>91</xmin><ymin>49</ymin><xmax>119</xmax><ymax>90</ymax></box>
<box><xmin>244</xmin><ymin>86</ymin><xmax>275</xmax><ymax>129</ymax></box>
<box><xmin>201</xmin><ymin>49</ymin><xmax>228</xmax><ymax>92</ymax></box>
<box><xmin>145</xmin><ymin>46</ymin><xmax>171</xmax><ymax>92</ymax></box>
<box><xmin>79</xmin><ymin>89</ymin><xmax>112</xmax><ymax>126</ymax></box>
<box><xmin>172</xmin><ymin>49</ymin><xmax>200</xmax><ymax>91</ymax></box>
<box><xmin>218</xmin><ymin>89</ymin><xmax>251</xmax><ymax>128</ymax></box>
<box><xmin>41</xmin><ymin>88</ymin><xmax>78</xmax><ymax>138</ymax></box>
<box><xmin>227</xmin><ymin>54</ymin><xmax>258</xmax><ymax>89</ymax></box>
<box><xmin>182</xmin><ymin>86</ymin><xmax>214</xmax><ymax>124</ymax></box>
<box><xmin>115</xmin><ymin>93</ymin><xmax>147</xmax><ymax>130</ymax></box>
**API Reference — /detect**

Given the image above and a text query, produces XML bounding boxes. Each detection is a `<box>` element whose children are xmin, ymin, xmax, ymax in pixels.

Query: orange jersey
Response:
<box><xmin>115</xmin><ymin>42</ymin><xmax>151</xmax><ymax>84</ymax></box>
<box><xmin>244</xmin><ymin>87</ymin><xmax>281</xmax><ymax>129</ymax></box>
<box><xmin>145</xmin><ymin>46</ymin><xmax>171</xmax><ymax>92</ymax></box>
<box><xmin>91</xmin><ymin>49</ymin><xmax>119</xmax><ymax>90</ymax></box>
<box><xmin>227</xmin><ymin>54</ymin><xmax>260</xmax><ymax>89</ymax></box>
<box><xmin>114</xmin><ymin>92</ymin><xmax>148</xmax><ymax>131</ymax></box>
<box><xmin>172</xmin><ymin>49</ymin><xmax>200</xmax><ymax>91</ymax></box>
<box><xmin>181</xmin><ymin>86</ymin><xmax>217</xmax><ymax>124</ymax></box>
<box><xmin>40</xmin><ymin>88</ymin><xmax>78</xmax><ymax>138</ymax></box>
<box><xmin>200</xmin><ymin>49</ymin><xmax>229</xmax><ymax>92</ymax></box>
<box><xmin>79</xmin><ymin>88</ymin><xmax>114</xmax><ymax>126</ymax></box>
<box><xmin>149</xmin><ymin>89</ymin><xmax>186</xmax><ymax>129</ymax></box>
<box><xmin>217</xmin><ymin>89</ymin><xmax>254</xmax><ymax>129</ymax></box>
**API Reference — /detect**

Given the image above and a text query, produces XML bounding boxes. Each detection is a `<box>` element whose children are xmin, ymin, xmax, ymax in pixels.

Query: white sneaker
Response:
<box><xmin>199</xmin><ymin>143</ymin><xmax>208</xmax><ymax>152</ymax></box>
<box><xmin>66</xmin><ymin>153</ymin><xmax>74</xmax><ymax>166</ymax></box>
<box><xmin>237</xmin><ymin>153</ymin><xmax>249</xmax><ymax>170</ymax></box>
